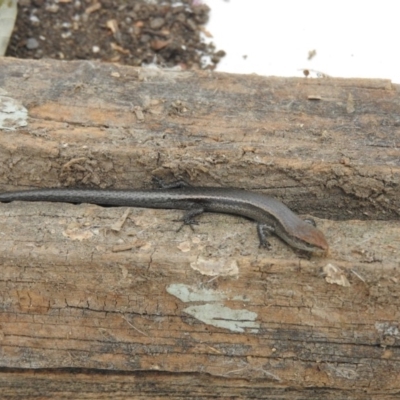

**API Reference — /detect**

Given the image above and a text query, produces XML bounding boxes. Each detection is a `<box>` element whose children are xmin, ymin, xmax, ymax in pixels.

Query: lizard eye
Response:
<box><xmin>303</xmin><ymin>218</ymin><xmax>316</xmax><ymax>227</ymax></box>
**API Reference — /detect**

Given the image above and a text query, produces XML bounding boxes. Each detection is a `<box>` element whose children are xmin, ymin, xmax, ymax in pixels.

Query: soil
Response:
<box><xmin>6</xmin><ymin>0</ymin><xmax>225</xmax><ymax>70</ymax></box>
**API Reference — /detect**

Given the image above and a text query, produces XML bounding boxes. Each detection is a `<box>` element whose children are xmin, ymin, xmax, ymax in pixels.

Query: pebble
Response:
<box><xmin>26</xmin><ymin>38</ymin><xmax>39</xmax><ymax>49</ymax></box>
<box><xmin>150</xmin><ymin>17</ymin><xmax>165</xmax><ymax>29</ymax></box>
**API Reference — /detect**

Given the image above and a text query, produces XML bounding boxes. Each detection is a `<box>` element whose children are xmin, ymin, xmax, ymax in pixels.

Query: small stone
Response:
<box><xmin>61</xmin><ymin>31</ymin><xmax>72</xmax><ymax>39</ymax></box>
<box><xmin>140</xmin><ymin>34</ymin><xmax>151</xmax><ymax>43</ymax></box>
<box><xmin>46</xmin><ymin>3</ymin><xmax>59</xmax><ymax>13</ymax></box>
<box><xmin>26</xmin><ymin>38</ymin><xmax>39</xmax><ymax>50</ymax></box>
<box><xmin>29</xmin><ymin>14</ymin><xmax>40</xmax><ymax>26</ymax></box>
<box><xmin>150</xmin><ymin>17</ymin><xmax>165</xmax><ymax>30</ymax></box>
<box><xmin>151</xmin><ymin>39</ymin><xmax>169</xmax><ymax>50</ymax></box>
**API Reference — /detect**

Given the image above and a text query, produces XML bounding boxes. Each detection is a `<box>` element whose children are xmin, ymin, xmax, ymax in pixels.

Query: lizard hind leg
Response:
<box><xmin>257</xmin><ymin>223</ymin><xmax>275</xmax><ymax>250</ymax></box>
<box><xmin>152</xmin><ymin>177</ymin><xmax>192</xmax><ymax>189</ymax></box>
<box><xmin>175</xmin><ymin>206</ymin><xmax>205</xmax><ymax>232</ymax></box>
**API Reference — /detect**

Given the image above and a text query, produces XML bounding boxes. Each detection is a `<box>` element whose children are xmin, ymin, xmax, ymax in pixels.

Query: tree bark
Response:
<box><xmin>0</xmin><ymin>58</ymin><xmax>399</xmax><ymax>399</ymax></box>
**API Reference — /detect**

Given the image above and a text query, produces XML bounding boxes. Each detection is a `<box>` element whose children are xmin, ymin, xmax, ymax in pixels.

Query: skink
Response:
<box><xmin>0</xmin><ymin>186</ymin><xmax>329</xmax><ymax>254</ymax></box>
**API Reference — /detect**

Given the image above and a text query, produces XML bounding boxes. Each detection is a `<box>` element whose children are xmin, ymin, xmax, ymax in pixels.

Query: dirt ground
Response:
<box><xmin>6</xmin><ymin>0</ymin><xmax>225</xmax><ymax>70</ymax></box>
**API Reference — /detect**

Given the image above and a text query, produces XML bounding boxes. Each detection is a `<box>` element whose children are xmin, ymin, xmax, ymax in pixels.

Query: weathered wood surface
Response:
<box><xmin>0</xmin><ymin>57</ymin><xmax>400</xmax><ymax>399</ymax></box>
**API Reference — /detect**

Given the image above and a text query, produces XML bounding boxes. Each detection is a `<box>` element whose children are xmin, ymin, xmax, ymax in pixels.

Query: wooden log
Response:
<box><xmin>0</xmin><ymin>57</ymin><xmax>399</xmax><ymax>399</ymax></box>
